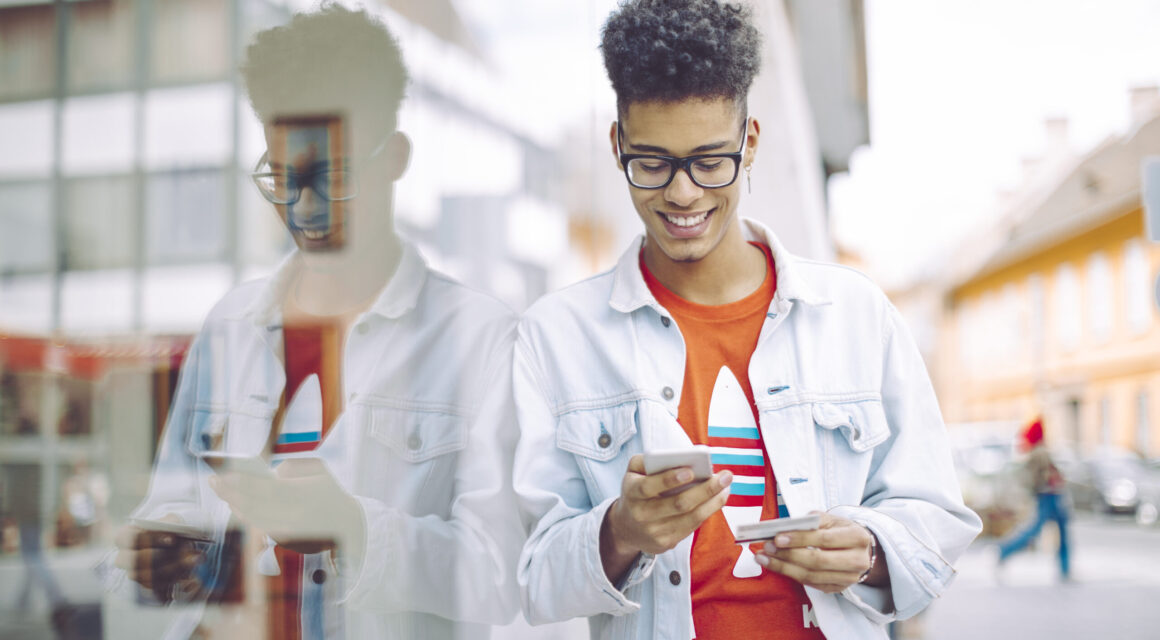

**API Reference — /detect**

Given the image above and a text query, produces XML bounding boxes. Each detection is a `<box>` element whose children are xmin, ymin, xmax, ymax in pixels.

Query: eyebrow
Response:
<box><xmin>626</xmin><ymin>139</ymin><xmax>733</xmax><ymax>155</ymax></box>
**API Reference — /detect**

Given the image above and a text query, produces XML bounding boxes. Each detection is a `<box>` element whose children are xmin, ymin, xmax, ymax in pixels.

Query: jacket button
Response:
<box><xmin>407</xmin><ymin>434</ymin><xmax>422</xmax><ymax>450</ymax></box>
<box><xmin>597</xmin><ymin>433</ymin><xmax>612</xmax><ymax>448</ymax></box>
<box><xmin>661</xmin><ymin>316</ymin><xmax>671</xmax><ymax>327</ymax></box>
<box><xmin>662</xmin><ymin>386</ymin><xmax>674</xmax><ymax>400</ymax></box>
<box><xmin>669</xmin><ymin>570</ymin><xmax>681</xmax><ymax>586</ymax></box>
<box><xmin>312</xmin><ymin>569</ymin><xmax>326</xmax><ymax>585</ymax></box>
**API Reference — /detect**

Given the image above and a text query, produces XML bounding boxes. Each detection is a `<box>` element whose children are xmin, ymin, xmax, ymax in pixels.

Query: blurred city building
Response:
<box><xmin>932</xmin><ymin>89</ymin><xmax>1160</xmax><ymax>458</ymax></box>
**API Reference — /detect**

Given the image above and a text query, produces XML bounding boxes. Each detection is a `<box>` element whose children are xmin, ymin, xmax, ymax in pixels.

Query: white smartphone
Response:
<box><xmin>733</xmin><ymin>513</ymin><xmax>822</xmax><ymax>544</ymax></box>
<box><xmin>643</xmin><ymin>446</ymin><xmax>713</xmax><ymax>496</ymax></box>
<box><xmin>198</xmin><ymin>452</ymin><xmax>275</xmax><ymax>479</ymax></box>
<box><xmin>129</xmin><ymin>518</ymin><xmax>214</xmax><ymax>543</ymax></box>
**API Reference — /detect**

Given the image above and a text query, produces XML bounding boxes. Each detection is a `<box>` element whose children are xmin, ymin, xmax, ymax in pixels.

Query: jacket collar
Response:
<box><xmin>608</xmin><ymin>217</ymin><xmax>830</xmax><ymax>314</ymax></box>
<box><xmin>229</xmin><ymin>240</ymin><xmax>428</xmax><ymax>327</ymax></box>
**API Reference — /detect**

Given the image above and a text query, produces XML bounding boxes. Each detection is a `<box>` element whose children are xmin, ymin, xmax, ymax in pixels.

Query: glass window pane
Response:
<box><xmin>145</xmin><ymin>169</ymin><xmax>227</xmax><ymax>264</ymax></box>
<box><xmin>0</xmin><ymin>102</ymin><xmax>55</xmax><ymax>178</ymax></box>
<box><xmin>0</xmin><ymin>273</ymin><xmax>54</xmax><ymax>334</ymax></box>
<box><xmin>62</xmin><ymin>92</ymin><xmax>136</xmax><ymax>175</ymax></box>
<box><xmin>0</xmin><ymin>181</ymin><xmax>53</xmax><ymax>272</ymax></box>
<box><xmin>0</xmin><ymin>3</ymin><xmax>57</xmax><ymax>101</ymax></box>
<box><xmin>143</xmin><ymin>84</ymin><xmax>232</xmax><ymax>169</ymax></box>
<box><xmin>64</xmin><ymin>175</ymin><xmax>135</xmax><ymax>270</ymax></box>
<box><xmin>60</xmin><ymin>269</ymin><xmax>134</xmax><ymax>333</ymax></box>
<box><xmin>66</xmin><ymin>0</ymin><xmax>137</xmax><ymax>92</ymax></box>
<box><xmin>150</xmin><ymin>0</ymin><xmax>229</xmax><ymax>83</ymax></box>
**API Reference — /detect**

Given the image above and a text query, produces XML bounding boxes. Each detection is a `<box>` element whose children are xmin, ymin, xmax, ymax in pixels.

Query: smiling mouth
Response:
<box><xmin>300</xmin><ymin>229</ymin><xmax>329</xmax><ymax>240</ymax></box>
<box><xmin>659</xmin><ymin>209</ymin><xmax>712</xmax><ymax>227</ymax></box>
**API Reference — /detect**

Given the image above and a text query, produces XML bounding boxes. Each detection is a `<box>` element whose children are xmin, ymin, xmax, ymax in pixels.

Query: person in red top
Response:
<box><xmin>592</xmin><ymin>0</ymin><xmax>886</xmax><ymax>637</ymax></box>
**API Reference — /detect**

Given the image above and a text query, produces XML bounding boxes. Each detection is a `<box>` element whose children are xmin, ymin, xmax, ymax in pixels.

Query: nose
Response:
<box><xmin>663</xmin><ymin>168</ymin><xmax>703</xmax><ymax>208</ymax></box>
<box><xmin>291</xmin><ymin>185</ymin><xmax>322</xmax><ymax>218</ymax></box>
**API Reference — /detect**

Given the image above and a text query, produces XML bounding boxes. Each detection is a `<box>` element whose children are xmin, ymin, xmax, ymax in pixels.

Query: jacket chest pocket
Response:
<box><xmin>186</xmin><ymin>407</ymin><xmax>274</xmax><ymax>458</ymax></box>
<box><xmin>812</xmin><ymin>398</ymin><xmax>891</xmax><ymax>508</ymax></box>
<box><xmin>555</xmin><ymin>402</ymin><xmax>641</xmax><ymax>505</ymax></box>
<box><xmin>364</xmin><ymin>406</ymin><xmax>467</xmax><ymax>513</ymax></box>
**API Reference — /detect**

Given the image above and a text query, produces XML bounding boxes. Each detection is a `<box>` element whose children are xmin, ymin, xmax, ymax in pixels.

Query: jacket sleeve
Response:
<box><xmin>511</xmin><ymin>328</ymin><xmax>652</xmax><ymax>624</ymax></box>
<box><xmin>327</xmin><ymin>323</ymin><xmax>524</xmax><ymax>625</ymax></box>
<box><xmin>831</xmin><ymin>302</ymin><xmax>982</xmax><ymax>622</ymax></box>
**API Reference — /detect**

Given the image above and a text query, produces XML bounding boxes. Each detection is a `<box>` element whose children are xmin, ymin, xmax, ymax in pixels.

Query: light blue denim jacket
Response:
<box><xmin>513</xmin><ymin>219</ymin><xmax>981</xmax><ymax>639</ymax></box>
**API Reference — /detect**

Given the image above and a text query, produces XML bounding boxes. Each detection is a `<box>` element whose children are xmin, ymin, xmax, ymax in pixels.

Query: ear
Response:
<box><xmin>609</xmin><ymin>120</ymin><xmax>623</xmax><ymax>170</ymax></box>
<box><xmin>384</xmin><ymin>131</ymin><xmax>411</xmax><ymax>182</ymax></box>
<box><xmin>745</xmin><ymin>117</ymin><xmax>760</xmax><ymax>168</ymax></box>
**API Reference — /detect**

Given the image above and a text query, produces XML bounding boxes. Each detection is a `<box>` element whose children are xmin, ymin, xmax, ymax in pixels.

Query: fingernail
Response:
<box><xmin>764</xmin><ymin>542</ymin><xmax>776</xmax><ymax>553</ymax></box>
<box><xmin>775</xmin><ymin>534</ymin><xmax>789</xmax><ymax>546</ymax></box>
<box><xmin>755</xmin><ymin>554</ymin><xmax>769</xmax><ymax>567</ymax></box>
<box><xmin>677</xmin><ymin>469</ymin><xmax>693</xmax><ymax>483</ymax></box>
<box><xmin>719</xmin><ymin>471</ymin><xmax>733</xmax><ymax>487</ymax></box>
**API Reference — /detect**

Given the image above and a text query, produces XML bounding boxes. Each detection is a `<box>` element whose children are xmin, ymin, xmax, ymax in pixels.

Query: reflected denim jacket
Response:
<box><xmin>513</xmin><ymin>218</ymin><xmax>982</xmax><ymax>640</ymax></box>
<box><xmin>110</xmin><ymin>243</ymin><xmax>523</xmax><ymax>639</ymax></box>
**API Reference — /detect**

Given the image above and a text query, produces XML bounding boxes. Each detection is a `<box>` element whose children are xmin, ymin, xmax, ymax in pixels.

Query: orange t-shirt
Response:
<box><xmin>642</xmin><ymin>243</ymin><xmax>825</xmax><ymax>640</ymax></box>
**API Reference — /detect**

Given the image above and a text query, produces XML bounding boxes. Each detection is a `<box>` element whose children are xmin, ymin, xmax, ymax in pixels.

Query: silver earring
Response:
<box><xmin>745</xmin><ymin>164</ymin><xmax>753</xmax><ymax>194</ymax></box>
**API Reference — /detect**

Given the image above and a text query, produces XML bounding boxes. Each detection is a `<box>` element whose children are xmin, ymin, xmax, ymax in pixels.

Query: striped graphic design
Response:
<box><xmin>273</xmin><ymin>374</ymin><xmax>324</xmax><ymax>457</ymax></box>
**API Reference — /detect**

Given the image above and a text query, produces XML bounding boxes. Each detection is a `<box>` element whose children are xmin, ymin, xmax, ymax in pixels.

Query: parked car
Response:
<box><xmin>1061</xmin><ymin>448</ymin><xmax>1160</xmax><ymax>522</ymax></box>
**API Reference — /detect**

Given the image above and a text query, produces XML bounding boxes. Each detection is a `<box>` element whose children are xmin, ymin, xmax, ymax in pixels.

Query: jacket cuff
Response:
<box><xmin>829</xmin><ymin>504</ymin><xmax>956</xmax><ymax>621</ymax></box>
<box><xmin>585</xmin><ymin>496</ymin><xmax>648</xmax><ymax>615</ymax></box>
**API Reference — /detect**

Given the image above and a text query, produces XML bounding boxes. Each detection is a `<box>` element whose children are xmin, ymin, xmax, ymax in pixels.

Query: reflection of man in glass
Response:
<box><xmin>108</xmin><ymin>6</ymin><xmax>521</xmax><ymax>638</ymax></box>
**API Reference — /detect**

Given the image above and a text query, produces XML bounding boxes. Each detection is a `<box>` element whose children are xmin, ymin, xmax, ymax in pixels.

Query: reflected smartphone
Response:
<box><xmin>643</xmin><ymin>445</ymin><xmax>713</xmax><ymax>497</ymax></box>
<box><xmin>198</xmin><ymin>452</ymin><xmax>275</xmax><ymax>479</ymax></box>
<box><xmin>733</xmin><ymin>513</ymin><xmax>823</xmax><ymax>544</ymax></box>
<box><xmin>128</xmin><ymin>517</ymin><xmax>214</xmax><ymax>542</ymax></box>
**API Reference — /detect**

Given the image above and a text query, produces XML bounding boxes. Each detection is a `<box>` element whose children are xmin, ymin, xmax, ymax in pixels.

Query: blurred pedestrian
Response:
<box><xmin>996</xmin><ymin>417</ymin><xmax>1071</xmax><ymax>581</ymax></box>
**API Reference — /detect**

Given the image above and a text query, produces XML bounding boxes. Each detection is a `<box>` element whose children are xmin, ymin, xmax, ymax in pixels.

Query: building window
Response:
<box><xmin>66</xmin><ymin>0</ymin><xmax>137</xmax><ymax>92</ymax></box>
<box><xmin>0</xmin><ymin>181</ymin><xmax>54</xmax><ymax>273</ymax></box>
<box><xmin>1124</xmin><ymin>239</ymin><xmax>1152</xmax><ymax>334</ymax></box>
<box><xmin>64</xmin><ymin>175</ymin><xmax>135</xmax><ymax>271</ymax></box>
<box><xmin>145</xmin><ymin>169</ymin><xmax>228</xmax><ymax>265</ymax></box>
<box><xmin>150</xmin><ymin>0</ymin><xmax>230</xmax><ymax>84</ymax></box>
<box><xmin>1086</xmin><ymin>252</ymin><xmax>1112</xmax><ymax>341</ymax></box>
<box><xmin>1100</xmin><ymin>395</ymin><xmax>1112</xmax><ymax>446</ymax></box>
<box><xmin>1138</xmin><ymin>390</ymin><xmax>1151</xmax><ymax>456</ymax></box>
<box><xmin>1028</xmin><ymin>273</ymin><xmax>1045</xmax><ymax>360</ymax></box>
<box><xmin>1054</xmin><ymin>262</ymin><xmax>1081</xmax><ymax>351</ymax></box>
<box><xmin>0</xmin><ymin>4</ymin><xmax>58</xmax><ymax>101</ymax></box>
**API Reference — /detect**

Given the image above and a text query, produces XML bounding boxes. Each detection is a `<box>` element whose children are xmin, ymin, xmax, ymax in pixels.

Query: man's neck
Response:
<box><xmin>289</xmin><ymin>232</ymin><xmax>403</xmax><ymax>321</ymax></box>
<box><xmin>642</xmin><ymin>225</ymin><xmax>766</xmax><ymax>306</ymax></box>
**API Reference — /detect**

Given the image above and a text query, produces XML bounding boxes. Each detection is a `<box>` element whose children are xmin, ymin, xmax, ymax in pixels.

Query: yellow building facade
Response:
<box><xmin>938</xmin><ymin>115</ymin><xmax>1160</xmax><ymax>456</ymax></box>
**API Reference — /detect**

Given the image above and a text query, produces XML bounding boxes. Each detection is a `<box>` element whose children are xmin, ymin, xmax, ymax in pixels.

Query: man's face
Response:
<box><xmin>262</xmin><ymin>117</ymin><xmax>350</xmax><ymax>253</ymax></box>
<box><xmin>613</xmin><ymin>98</ymin><xmax>757</xmax><ymax>265</ymax></box>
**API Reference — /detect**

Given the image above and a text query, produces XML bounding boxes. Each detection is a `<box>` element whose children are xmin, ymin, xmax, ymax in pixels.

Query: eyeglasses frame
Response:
<box><xmin>616</xmin><ymin>116</ymin><xmax>749</xmax><ymax>190</ymax></box>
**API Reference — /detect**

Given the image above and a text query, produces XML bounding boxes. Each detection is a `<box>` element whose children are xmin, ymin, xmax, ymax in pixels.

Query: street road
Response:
<box><xmin>916</xmin><ymin>514</ymin><xmax>1160</xmax><ymax>640</ymax></box>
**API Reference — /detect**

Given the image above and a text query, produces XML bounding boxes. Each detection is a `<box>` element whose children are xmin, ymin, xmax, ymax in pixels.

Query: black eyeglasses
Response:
<box><xmin>617</xmin><ymin>118</ymin><xmax>747</xmax><ymax>190</ymax></box>
<box><xmin>250</xmin><ymin>137</ymin><xmax>389</xmax><ymax>205</ymax></box>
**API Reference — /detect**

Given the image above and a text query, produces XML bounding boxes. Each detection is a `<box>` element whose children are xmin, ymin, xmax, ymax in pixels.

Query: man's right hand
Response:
<box><xmin>113</xmin><ymin>517</ymin><xmax>204</xmax><ymax>602</ymax></box>
<box><xmin>599</xmin><ymin>454</ymin><xmax>732</xmax><ymax>583</ymax></box>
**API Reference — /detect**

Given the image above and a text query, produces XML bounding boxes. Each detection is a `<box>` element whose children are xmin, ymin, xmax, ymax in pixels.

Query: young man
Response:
<box><xmin>513</xmin><ymin>1</ymin><xmax>981</xmax><ymax>638</ymax></box>
<box><xmin>109</xmin><ymin>7</ymin><xmax>521</xmax><ymax>638</ymax></box>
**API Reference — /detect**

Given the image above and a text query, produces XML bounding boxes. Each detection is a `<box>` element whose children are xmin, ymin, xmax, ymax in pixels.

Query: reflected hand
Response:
<box><xmin>113</xmin><ymin>515</ymin><xmax>205</xmax><ymax>601</ymax></box>
<box><xmin>209</xmin><ymin>457</ymin><xmax>364</xmax><ymax>556</ymax></box>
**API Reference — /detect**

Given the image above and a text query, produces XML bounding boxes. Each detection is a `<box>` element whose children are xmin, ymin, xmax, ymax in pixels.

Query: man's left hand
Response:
<box><xmin>753</xmin><ymin>512</ymin><xmax>887</xmax><ymax>593</ymax></box>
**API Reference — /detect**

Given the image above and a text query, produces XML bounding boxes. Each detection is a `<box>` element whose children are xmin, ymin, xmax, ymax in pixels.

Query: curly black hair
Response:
<box><xmin>241</xmin><ymin>3</ymin><xmax>408</xmax><ymax>134</ymax></box>
<box><xmin>601</xmin><ymin>0</ymin><xmax>761</xmax><ymax>115</ymax></box>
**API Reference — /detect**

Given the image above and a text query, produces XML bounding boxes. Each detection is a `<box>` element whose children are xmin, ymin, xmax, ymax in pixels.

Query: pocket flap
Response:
<box><xmin>556</xmin><ymin>402</ymin><xmax>638</xmax><ymax>461</ymax></box>
<box><xmin>368</xmin><ymin>407</ymin><xmax>467</xmax><ymax>462</ymax></box>
<box><xmin>812</xmin><ymin>401</ymin><xmax>890</xmax><ymax>453</ymax></box>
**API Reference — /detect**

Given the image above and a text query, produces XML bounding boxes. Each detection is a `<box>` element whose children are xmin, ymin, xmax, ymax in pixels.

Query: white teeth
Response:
<box><xmin>303</xmin><ymin>230</ymin><xmax>327</xmax><ymax>240</ymax></box>
<box><xmin>663</xmin><ymin>212</ymin><xmax>708</xmax><ymax>227</ymax></box>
